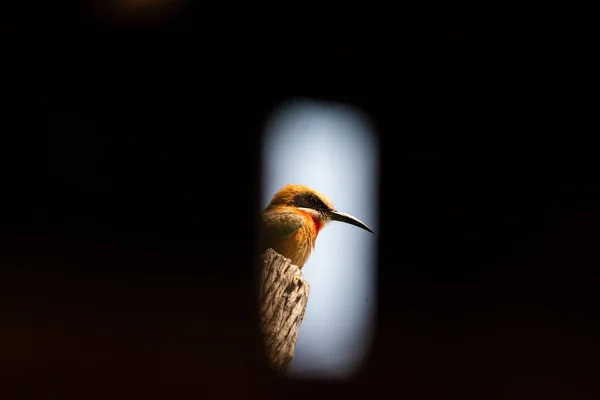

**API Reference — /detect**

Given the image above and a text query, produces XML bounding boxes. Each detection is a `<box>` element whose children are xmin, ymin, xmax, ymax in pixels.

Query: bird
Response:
<box><xmin>260</xmin><ymin>184</ymin><xmax>373</xmax><ymax>269</ymax></box>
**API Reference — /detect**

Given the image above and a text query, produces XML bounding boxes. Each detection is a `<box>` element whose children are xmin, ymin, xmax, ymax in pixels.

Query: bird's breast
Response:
<box><xmin>269</xmin><ymin>224</ymin><xmax>316</xmax><ymax>268</ymax></box>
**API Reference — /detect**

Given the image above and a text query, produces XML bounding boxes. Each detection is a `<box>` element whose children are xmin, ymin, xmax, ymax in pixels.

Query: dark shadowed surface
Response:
<box><xmin>2</xmin><ymin>1</ymin><xmax>599</xmax><ymax>398</ymax></box>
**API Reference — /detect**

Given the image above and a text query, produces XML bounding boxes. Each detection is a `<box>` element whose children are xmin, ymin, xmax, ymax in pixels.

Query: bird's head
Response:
<box><xmin>267</xmin><ymin>184</ymin><xmax>373</xmax><ymax>234</ymax></box>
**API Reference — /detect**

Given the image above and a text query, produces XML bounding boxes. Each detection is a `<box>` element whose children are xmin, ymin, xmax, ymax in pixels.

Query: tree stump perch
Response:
<box><xmin>259</xmin><ymin>248</ymin><xmax>310</xmax><ymax>372</ymax></box>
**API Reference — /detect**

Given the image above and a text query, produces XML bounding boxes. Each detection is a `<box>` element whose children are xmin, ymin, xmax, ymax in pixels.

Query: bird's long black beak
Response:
<box><xmin>328</xmin><ymin>210</ymin><xmax>374</xmax><ymax>233</ymax></box>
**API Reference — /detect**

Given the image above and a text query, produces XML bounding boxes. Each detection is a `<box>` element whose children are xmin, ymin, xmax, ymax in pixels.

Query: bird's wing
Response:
<box><xmin>260</xmin><ymin>209</ymin><xmax>305</xmax><ymax>248</ymax></box>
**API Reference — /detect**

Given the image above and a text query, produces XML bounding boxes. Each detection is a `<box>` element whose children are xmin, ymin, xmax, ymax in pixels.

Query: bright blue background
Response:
<box><xmin>261</xmin><ymin>99</ymin><xmax>379</xmax><ymax>379</ymax></box>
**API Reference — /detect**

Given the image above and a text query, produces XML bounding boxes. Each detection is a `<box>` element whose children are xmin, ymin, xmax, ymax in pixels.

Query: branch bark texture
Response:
<box><xmin>259</xmin><ymin>248</ymin><xmax>310</xmax><ymax>372</ymax></box>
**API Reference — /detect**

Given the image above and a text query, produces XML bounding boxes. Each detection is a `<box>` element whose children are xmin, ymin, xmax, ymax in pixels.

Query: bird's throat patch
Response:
<box><xmin>298</xmin><ymin>209</ymin><xmax>323</xmax><ymax>237</ymax></box>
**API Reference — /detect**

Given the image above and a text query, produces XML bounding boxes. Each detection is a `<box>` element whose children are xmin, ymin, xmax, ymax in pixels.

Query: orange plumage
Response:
<box><xmin>260</xmin><ymin>184</ymin><xmax>373</xmax><ymax>269</ymax></box>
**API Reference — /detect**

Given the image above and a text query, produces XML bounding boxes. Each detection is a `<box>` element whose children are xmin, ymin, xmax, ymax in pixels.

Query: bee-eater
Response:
<box><xmin>260</xmin><ymin>184</ymin><xmax>373</xmax><ymax>269</ymax></box>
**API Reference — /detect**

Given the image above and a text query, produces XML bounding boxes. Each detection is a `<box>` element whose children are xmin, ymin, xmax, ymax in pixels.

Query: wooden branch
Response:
<box><xmin>259</xmin><ymin>248</ymin><xmax>310</xmax><ymax>373</ymax></box>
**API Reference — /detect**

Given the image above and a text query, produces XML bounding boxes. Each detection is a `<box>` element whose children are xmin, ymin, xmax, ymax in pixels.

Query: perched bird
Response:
<box><xmin>260</xmin><ymin>184</ymin><xmax>373</xmax><ymax>269</ymax></box>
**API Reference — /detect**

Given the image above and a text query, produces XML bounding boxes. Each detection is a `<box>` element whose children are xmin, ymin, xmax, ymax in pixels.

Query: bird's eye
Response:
<box><xmin>311</xmin><ymin>195</ymin><xmax>319</xmax><ymax>205</ymax></box>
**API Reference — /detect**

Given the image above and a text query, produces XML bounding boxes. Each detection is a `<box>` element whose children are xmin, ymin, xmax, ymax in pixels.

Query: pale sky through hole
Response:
<box><xmin>261</xmin><ymin>99</ymin><xmax>379</xmax><ymax>379</ymax></box>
